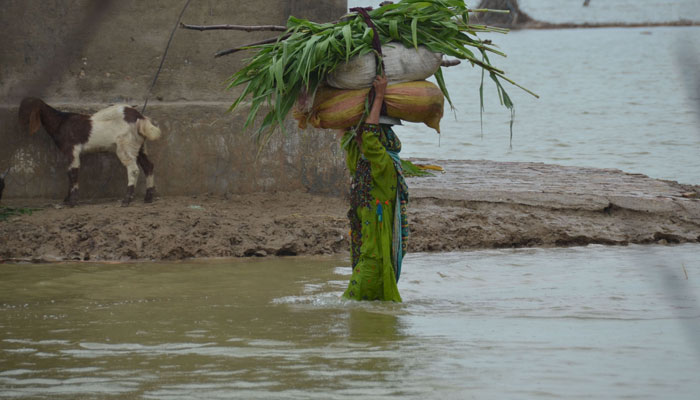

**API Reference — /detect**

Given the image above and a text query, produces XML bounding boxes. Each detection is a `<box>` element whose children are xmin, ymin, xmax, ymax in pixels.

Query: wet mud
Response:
<box><xmin>1</xmin><ymin>160</ymin><xmax>699</xmax><ymax>262</ymax></box>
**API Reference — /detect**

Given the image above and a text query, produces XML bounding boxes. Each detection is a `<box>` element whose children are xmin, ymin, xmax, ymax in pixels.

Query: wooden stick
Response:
<box><xmin>214</xmin><ymin>34</ymin><xmax>290</xmax><ymax>57</ymax></box>
<box><xmin>180</xmin><ymin>23</ymin><xmax>286</xmax><ymax>32</ymax></box>
<box><xmin>441</xmin><ymin>59</ymin><xmax>461</xmax><ymax>67</ymax></box>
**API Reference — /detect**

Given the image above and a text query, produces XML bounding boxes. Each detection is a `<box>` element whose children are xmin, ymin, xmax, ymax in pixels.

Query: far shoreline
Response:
<box><xmin>512</xmin><ymin>20</ymin><xmax>700</xmax><ymax>30</ymax></box>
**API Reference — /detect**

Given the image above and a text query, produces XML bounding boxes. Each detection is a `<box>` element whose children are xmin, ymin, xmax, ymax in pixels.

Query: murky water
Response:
<box><xmin>401</xmin><ymin>26</ymin><xmax>700</xmax><ymax>185</ymax></box>
<box><xmin>2</xmin><ymin>244</ymin><xmax>699</xmax><ymax>399</ymax></box>
<box><xmin>519</xmin><ymin>0</ymin><xmax>700</xmax><ymax>25</ymax></box>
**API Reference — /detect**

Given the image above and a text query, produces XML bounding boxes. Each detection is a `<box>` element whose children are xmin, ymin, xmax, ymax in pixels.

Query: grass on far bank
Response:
<box><xmin>0</xmin><ymin>206</ymin><xmax>41</xmax><ymax>221</ymax></box>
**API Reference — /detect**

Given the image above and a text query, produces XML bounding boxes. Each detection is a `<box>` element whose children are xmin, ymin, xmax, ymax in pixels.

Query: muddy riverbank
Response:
<box><xmin>1</xmin><ymin>160</ymin><xmax>699</xmax><ymax>263</ymax></box>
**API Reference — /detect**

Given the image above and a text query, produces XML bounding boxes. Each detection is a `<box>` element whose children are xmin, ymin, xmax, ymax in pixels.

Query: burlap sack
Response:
<box><xmin>294</xmin><ymin>80</ymin><xmax>444</xmax><ymax>133</ymax></box>
<box><xmin>326</xmin><ymin>43</ymin><xmax>443</xmax><ymax>89</ymax></box>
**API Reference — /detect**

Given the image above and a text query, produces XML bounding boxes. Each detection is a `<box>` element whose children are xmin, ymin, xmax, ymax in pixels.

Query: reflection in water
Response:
<box><xmin>348</xmin><ymin>308</ymin><xmax>403</xmax><ymax>344</ymax></box>
<box><xmin>1</xmin><ymin>245</ymin><xmax>699</xmax><ymax>399</ymax></box>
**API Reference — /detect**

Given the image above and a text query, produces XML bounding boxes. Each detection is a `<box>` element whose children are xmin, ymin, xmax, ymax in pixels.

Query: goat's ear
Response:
<box><xmin>27</xmin><ymin>108</ymin><xmax>41</xmax><ymax>135</ymax></box>
<box><xmin>18</xmin><ymin>98</ymin><xmax>42</xmax><ymax>135</ymax></box>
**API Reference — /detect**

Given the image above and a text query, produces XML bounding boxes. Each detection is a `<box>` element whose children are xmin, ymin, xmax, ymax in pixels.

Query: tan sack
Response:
<box><xmin>326</xmin><ymin>42</ymin><xmax>443</xmax><ymax>89</ymax></box>
<box><xmin>294</xmin><ymin>80</ymin><xmax>444</xmax><ymax>133</ymax></box>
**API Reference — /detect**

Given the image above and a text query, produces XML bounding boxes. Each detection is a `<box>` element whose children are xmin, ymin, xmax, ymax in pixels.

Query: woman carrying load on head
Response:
<box><xmin>341</xmin><ymin>74</ymin><xmax>409</xmax><ymax>302</ymax></box>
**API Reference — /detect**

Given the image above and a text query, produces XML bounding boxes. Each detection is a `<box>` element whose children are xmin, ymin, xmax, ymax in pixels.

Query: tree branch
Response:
<box><xmin>214</xmin><ymin>34</ymin><xmax>291</xmax><ymax>57</ymax></box>
<box><xmin>180</xmin><ymin>23</ymin><xmax>287</xmax><ymax>32</ymax></box>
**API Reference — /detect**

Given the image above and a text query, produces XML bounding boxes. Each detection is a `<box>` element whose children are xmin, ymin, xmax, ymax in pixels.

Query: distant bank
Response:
<box><xmin>475</xmin><ymin>0</ymin><xmax>700</xmax><ymax>29</ymax></box>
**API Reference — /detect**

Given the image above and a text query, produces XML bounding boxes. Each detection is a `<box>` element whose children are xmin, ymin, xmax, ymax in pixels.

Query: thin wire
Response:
<box><xmin>142</xmin><ymin>0</ymin><xmax>193</xmax><ymax>113</ymax></box>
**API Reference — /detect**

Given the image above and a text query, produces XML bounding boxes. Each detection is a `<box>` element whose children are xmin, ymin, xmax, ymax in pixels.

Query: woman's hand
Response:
<box><xmin>365</xmin><ymin>74</ymin><xmax>388</xmax><ymax>125</ymax></box>
<box><xmin>373</xmin><ymin>74</ymin><xmax>388</xmax><ymax>99</ymax></box>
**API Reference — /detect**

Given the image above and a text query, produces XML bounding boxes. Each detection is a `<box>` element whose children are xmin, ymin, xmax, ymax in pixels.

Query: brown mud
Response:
<box><xmin>1</xmin><ymin>160</ymin><xmax>699</xmax><ymax>263</ymax></box>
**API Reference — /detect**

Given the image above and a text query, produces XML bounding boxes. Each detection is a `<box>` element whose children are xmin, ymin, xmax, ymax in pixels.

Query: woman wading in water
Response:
<box><xmin>341</xmin><ymin>75</ymin><xmax>409</xmax><ymax>302</ymax></box>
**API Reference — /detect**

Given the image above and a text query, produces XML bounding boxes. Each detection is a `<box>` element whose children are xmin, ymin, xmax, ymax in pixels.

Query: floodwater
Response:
<box><xmin>1</xmin><ymin>244</ymin><xmax>699</xmax><ymax>399</ymax></box>
<box><xmin>519</xmin><ymin>0</ymin><xmax>700</xmax><ymax>25</ymax></box>
<box><xmin>349</xmin><ymin>0</ymin><xmax>700</xmax><ymax>184</ymax></box>
<box><xmin>400</xmin><ymin>26</ymin><xmax>700</xmax><ymax>185</ymax></box>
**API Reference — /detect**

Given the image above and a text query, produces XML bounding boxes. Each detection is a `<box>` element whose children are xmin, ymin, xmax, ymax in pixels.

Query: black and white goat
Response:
<box><xmin>18</xmin><ymin>98</ymin><xmax>162</xmax><ymax>206</ymax></box>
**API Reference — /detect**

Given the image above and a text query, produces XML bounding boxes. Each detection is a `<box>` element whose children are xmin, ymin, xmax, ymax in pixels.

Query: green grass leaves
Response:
<box><xmin>0</xmin><ymin>206</ymin><xmax>39</xmax><ymax>222</ymax></box>
<box><xmin>226</xmin><ymin>0</ymin><xmax>533</xmax><ymax>141</ymax></box>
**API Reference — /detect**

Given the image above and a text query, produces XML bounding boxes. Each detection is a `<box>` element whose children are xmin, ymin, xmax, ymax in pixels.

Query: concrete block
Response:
<box><xmin>0</xmin><ymin>0</ymin><xmax>350</xmax><ymax>200</ymax></box>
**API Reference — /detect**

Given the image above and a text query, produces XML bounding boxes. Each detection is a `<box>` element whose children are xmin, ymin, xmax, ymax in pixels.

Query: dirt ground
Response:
<box><xmin>0</xmin><ymin>193</ymin><xmax>350</xmax><ymax>262</ymax></box>
<box><xmin>1</xmin><ymin>160</ymin><xmax>699</xmax><ymax>263</ymax></box>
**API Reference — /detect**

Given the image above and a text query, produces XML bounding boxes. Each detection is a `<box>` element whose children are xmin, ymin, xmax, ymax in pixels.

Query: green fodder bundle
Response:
<box><xmin>227</xmin><ymin>0</ymin><xmax>537</xmax><ymax>140</ymax></box>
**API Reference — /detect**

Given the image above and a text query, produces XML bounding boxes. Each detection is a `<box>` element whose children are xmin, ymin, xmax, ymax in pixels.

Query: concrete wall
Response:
<box><xmin>0</xmin><ymin>0</ymin><xmax>349</xmax><ymax>200</ymax></box>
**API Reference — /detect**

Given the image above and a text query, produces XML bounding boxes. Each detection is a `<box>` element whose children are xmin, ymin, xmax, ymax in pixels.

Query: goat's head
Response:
<box><xmin>137</xmin><ymin>117</ymin><xmax>162</xmax><ymax>141</ymax></box>
<box><xmin>18</xmin><ymin>97</ymin><xmax>44</xmax><ymax>135</ymax></box>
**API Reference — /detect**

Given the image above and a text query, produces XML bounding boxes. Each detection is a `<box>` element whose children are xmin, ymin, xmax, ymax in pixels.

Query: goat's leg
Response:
<box><xmin>64</xmin><ymin>148</ymin><xmax>81</xmax><ymax>206</ymax></box>
<box><xmin>137</xmin><ymin>146</ymin><xmax>155</xmax><ymax>203</ymax></box>
<box><xmin>120</xmin><ymin>161</ymin><xmax>140</xmax><ymax>207</ymax></box>
<box><xmin>116</xmin><ymin>146</ymin><xmax>140</xmax><ymax>207</ymax></box>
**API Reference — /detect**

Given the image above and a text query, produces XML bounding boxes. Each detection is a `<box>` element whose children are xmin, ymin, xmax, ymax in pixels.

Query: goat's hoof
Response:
<box><xmin>144</xmin><ymin>188</ymin><xmax>155</xmax><ymax>203</ymax></box>
<box><xmin>122</xmin><ymin>185</ymin><xmax>135</xmax><ymax>207</ymax></box>
<box><xmin>64</xmin><ymin>189</ymin><xmax>78</xmax><ymax>207</ymax></box>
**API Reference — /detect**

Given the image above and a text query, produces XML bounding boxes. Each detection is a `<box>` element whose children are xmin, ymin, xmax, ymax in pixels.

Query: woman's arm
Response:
<box><xmin>365</xmin><ymin>75</ymin><xmax>387</xmax><ymax>125</ymax></box>
<box><xmin>357</xmin><ymin>75</ymin><xmax>395</xmax><ymax>181</ymax></box>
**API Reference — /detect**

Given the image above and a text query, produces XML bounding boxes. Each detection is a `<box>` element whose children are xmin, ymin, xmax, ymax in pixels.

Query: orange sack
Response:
<box><xmin>293</xmin><ymin>80</ymin><xmax>444</xmax><ymax>133</ymax></box>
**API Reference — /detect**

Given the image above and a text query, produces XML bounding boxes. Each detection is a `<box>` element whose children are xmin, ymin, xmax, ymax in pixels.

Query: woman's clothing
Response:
<box><xmin>342</xmin><ymin>123</ymin><xmax>408</xmax><ymax>302</ymax></box>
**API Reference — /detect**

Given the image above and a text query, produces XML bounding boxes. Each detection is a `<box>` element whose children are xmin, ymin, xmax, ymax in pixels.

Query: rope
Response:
<box><xmin>349</xmin><ymin>7</ymin><xmax>386</xmax><ymax>73</ymax></box>
<box><xmin>349</xmin><ymin>6</ymin><xmax>388</xmax><ymax>116</ymax></box>
<box><xmin>142</xmin><ymin>0</ymin><xmax>192</xmax><ymax>113</ymax></box>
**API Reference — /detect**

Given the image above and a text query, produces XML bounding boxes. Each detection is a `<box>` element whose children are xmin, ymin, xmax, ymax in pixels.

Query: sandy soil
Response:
<box><xmin>0</xmin><ymin>193</ymin><xmax>349</xmax><ymax>262</ymax></box>
<box><xmin>1</xmin><ymin>160</ymin><xmax>699</xmax><ymax>263</ymax></box>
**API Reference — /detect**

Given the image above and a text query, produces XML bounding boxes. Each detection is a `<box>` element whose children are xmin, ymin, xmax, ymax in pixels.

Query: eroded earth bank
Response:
<box><xmin>1</xmin><ymin>160</ymin><xmax>699</xmax><ymax>262</ymax></box>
